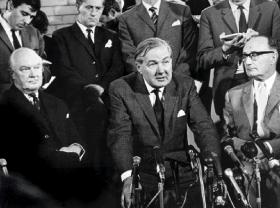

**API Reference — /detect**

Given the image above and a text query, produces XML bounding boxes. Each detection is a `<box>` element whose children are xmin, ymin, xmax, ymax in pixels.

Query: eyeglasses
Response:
<box><xmin>242</xmin><ymin>51</ymin><xmax>274</xmax><ymax>61</ymax></box>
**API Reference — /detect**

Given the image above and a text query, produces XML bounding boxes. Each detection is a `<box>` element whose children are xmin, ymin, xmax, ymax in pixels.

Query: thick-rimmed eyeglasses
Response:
<box><xmin>242</xmin><ymin>51</ymin><xmax>274</xmax><ymax>61</ymax></box>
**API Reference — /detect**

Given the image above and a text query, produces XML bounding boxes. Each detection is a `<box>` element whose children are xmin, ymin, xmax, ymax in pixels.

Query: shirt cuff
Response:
<box><xmin>264</xmin><ymin>142</ymin><xmax>273</xmax><ymax>154</ymax></box>
<box><xmin>72</xmin><ymin>143</ymin><xmax>86</xmax><ymax>161</ymax></box>
<box><xmin>121</xmin><ymin>170</ymin><xmax>132</xmax><ymax>182</ymax></box>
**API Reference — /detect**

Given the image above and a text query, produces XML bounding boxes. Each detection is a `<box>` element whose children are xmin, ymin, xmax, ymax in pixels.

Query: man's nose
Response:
<box><xmin>156</xmin><ymin>63</ymin><xmax>165</xmax><ymax>74</ymax></box>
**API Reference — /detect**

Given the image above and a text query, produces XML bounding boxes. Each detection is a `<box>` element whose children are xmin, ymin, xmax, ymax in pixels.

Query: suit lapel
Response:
<box><xmin>94</xmin><ymin>27</ymin><xmax>104</xmax><ymax>59</ymax></box>
<box><xmin>221</xmin><ymin>1</ymin><xmax>238</xmax><ymax>33</ymax></box>
<box><xmin>242</xmin><ymin>80</ymin><xmax>254</xmax><ymax>130</ymax></box>
<box><xmin>0</xmin><ymin>23</ymin><xmax>13</xmax><ymax>51</ymax></box>
<box><xmin>248</xmin><ymin>0</ymin><xmax>261</xmax><ymax>30</ymax></box>
<box><xmin>71</xmin><ymin>23</ymin><xmax>97</xmax><ymax>60</ymax></box>
<box><xmin>134</xmin><ymin>74</ymin><xmax>160</xmax><ymax>137</ymax></box>
<box><xmin>136</xmin><ymin>4</ymin><xmax>156</xmax><ymax>32</ymax></box>
<box><xmin>163</xmin><ymin>79</ymin><xmax>178</xmax><ymax>142</ymax></box>
<box><xmin>156</xmin><ymin>1</ymin><xmax>171</xmax><ymax>34</ymax></box>
<box><xmin>265</xmin><ymin>74</ymin><xmax>280</xmax><ymax>117</ymax></box>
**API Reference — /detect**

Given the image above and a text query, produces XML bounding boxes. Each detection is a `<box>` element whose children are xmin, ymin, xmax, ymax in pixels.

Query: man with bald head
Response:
<box><xmin>223</xmin><ymin>35</ymin><xmax>280</xmax><ymax>207</ymax></box>
<box><xmin>0</xmin><ymin>48</ymin><xmax>87</xmax><ymax>202</ymax></box>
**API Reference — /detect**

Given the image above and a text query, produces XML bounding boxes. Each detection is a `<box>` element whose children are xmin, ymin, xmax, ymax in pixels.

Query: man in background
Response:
<box><xmin>0</xmin><ymin>0</ymin><xmax>44</xmax><ymax>95</ymax></box>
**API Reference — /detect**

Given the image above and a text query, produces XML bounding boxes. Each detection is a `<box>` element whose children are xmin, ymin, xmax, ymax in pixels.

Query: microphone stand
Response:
<box><xmin>254</xmin><ymin>158</ymin><xmax>261</xmax><ymax>208</ymax></box>
<box><xmin>157</xmin><ymin>164</ymin><xmax>165</xmax><ymax>208</ymax></box>
<box><xmin>131</xmin><ymin>156</ymin><xmax>142</xmax><ymax>208</ymax></box>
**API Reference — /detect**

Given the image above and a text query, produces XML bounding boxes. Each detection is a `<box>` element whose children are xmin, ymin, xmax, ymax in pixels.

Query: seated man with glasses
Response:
<box><xmin>222</xmin><ymin>35</ymin><xmax>280</xmax><ymax>208</ymax></box>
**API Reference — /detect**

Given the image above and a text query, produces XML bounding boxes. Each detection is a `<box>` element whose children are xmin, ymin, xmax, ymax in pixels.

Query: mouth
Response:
<box><xmin>155</xmin><ymin>77</ymin><xmax>167</xmax><ymax>82</ymax></box>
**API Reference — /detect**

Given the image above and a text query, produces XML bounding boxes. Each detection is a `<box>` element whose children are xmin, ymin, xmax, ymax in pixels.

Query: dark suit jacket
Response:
<box><xmin>223</xmin><ymin>73</ymin><xmax>280</xmax><ymax>158</ymax></box>
<box><xmin>107</xmin><ymin>72</ymin><xmax>220</xmax><ymax>179</ymax></box>
<box><xmin>0</xmin><ymin>24</ymin><xmax>44</xmax><ymax>94</ymax></box>
<box><xmin>197</xmin><ymin>0</ymin><xmax>280</xmax><ymax>116</ymax></box>
<box><xmin>0</xmin><ymin>86</ymin><xmax>84</xmax><ymax>199</ymax></box>
<box><xmin>118</xmin><ymin>1</ymin><xmax>198</xmax><ymax>75</ymax></box>
<box><xmin>51</xmin><ymin>23</ymin><xmax>124</xmax><ymax>103</ymax></box>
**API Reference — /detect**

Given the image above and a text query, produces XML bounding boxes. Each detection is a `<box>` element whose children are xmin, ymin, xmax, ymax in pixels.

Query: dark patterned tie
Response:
<box><xmin>86</xmin><ymin>28</ymin><xmax>95</xmax><ymax>51</ymax></box>
<box><xmin>29</xmin><ymin>93</ymin><xmax>40</xmax><ymax>111</ymax></box>
<box><xmin>149</xmin><ymin>7</ymin><xmax>158</xmax><ymax>25</ymax></box>
<box><xmin>11</xmin><ymin>29</ymin><xmax>21</xmax><ymax>49</ymax></box>
<box><xmin>152</xmin><ymin>88</ymin><xmax>164</xmax><ymax>139</ymax></box>
<box><xmin>238</xmin><ymin>5</ymin><xmax>247</xmax><ymax>33</ymax></box>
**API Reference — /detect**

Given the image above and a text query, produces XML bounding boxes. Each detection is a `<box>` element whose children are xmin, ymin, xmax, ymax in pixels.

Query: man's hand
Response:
<box><xmin>244</xmin><ymin>28</ymin><xmax>259</xmax><ymax>42</ymax></box>
<box><xmin>84</xmin><ymin>84</ymin><xmax>104</xmax><ymax>97</ymax></box>
<box><xmin>220</xmin><ymin>32</ymin><xmax>245</xmax><ymax>52</ymax></box>
<box><xmin>121</xmin><ymin>176</ymin><xmax>132</xmax><ymax>208</ymax></box>
<box><xmin>59</xmin><ymin>143</ymin><xmax>83</xmax><ymax>157</ymax></box>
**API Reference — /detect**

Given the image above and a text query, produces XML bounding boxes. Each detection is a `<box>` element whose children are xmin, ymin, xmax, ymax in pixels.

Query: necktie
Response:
<box><xmin>11</xmin><ymin>29</ymin><xmax>21</xmax><ymax>49</ymax></box>
<box><xmin>86</xmin><ymin>28</ymin><xmax>95</xmax><ymax>51</ymax></box>
<box><xmin>29</xmin><ymin>93</ymin><xmax>40</xmax><ymax>111</ymax></box>
<box><xmin>149</xmin><ymin>7</ymin><xmax>158</xmax><ymax>25</ymax></box>
<box><xmin>256</xmin><ymin>82</ymin><xmax>268</xmax><ymax>137</ymax></box>
<box><xmin>152</xmin><ymin>88</ymin><xmax>164</xmax><ymax>138</ymax></box>
<box><xmin>238</xmin><ymin>5</ymin><xmax>247</xmax><ymax>33</ymax></box>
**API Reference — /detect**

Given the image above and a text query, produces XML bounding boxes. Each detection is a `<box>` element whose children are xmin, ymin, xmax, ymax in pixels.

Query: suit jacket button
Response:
<box><xmin>95</xmin><ymin>74</ymin><xmax>99</xmax><ymax>78</ymax></box>
<box><xmin>92</xmin><ymin>61</ymin><xmax>96</xmax><ymax>64</ymax></box>
<box><xmin>44</xmin><ymin>135</ymin><xmax>50</xmax><ymax>139</ymax></box>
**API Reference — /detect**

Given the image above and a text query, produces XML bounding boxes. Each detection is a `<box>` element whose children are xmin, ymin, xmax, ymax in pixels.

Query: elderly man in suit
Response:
<box><xmin>51</xmin><ymin>0</ymin><xmax>124</xmax><ymax>177</ymax></box>
<box><xmin>0</xmin><ymin>48</ymin><xmax>87</xmax><ymax>203</ymax></box>
<box><xmin>0</xmin><ymin>0</ymin><xmax>44</xmax><ymax>96</ymax></box>
<box><xmin>118</xmin><ymin>0</ymin><xmax>198</xmax><ymax>76</ymax></box>
<box><xmin>108</xmin><ymin>37</ymin><xmax>221</xmax><ymax>208</ymax></box>
<box><xmin>197</xmin><ymin>0</ymin><xmax>280</xmax><ymax>126</ymax></box>
<box><xmin>223</xmin><ymin>35</ymin><xmax>280</xmax><ymax>208</ymax></box>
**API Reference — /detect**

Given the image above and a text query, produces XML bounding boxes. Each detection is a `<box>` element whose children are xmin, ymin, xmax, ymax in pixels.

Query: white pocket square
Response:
<box><xmin>177</xmin><ymin>109</ymin><xmax>186</xmax><ymax>117</ymax></box>
<box><xmin>105</xmin><ymin>39</ymin><xmax>112</xmax><ymax>48</ymax></box>
<box><xmin>172</xmin><ymin>20</ymin><xmax>181</xmax><ymax>27</ymax></box>
<box><xmin>66</xmin><ymin>113</ymin><xmax>70</xmax><ymax>119</ymax></box>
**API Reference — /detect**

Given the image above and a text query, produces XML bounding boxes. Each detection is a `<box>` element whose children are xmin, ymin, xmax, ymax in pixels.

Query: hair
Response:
<box><xmin>76</xmin><ymin>0</ymin><xmax>107</xmax><ymax>7</ymax></box>
<box><xmin>31</xmin><ymin>10</ymin><xmax>49</xmax><ymax>34</ymax></box>
<box><xmin>135</xmin><ymin>37</ymin><xmax>172</xmax><ymax>64</ymax></box>
<box><xmin>8</xmin><ymin>0</ymin><xmax>41</xmax><ymax>11</ymax></box>
<box><xmin>102</xmin><ymin>0</ymin><xmax>121</xmax><ymax>16</ymax></box>
<box><xmin>248</xmin><ymin>35</ymin><xmax>279</xmax><ymax>51</ymax></box>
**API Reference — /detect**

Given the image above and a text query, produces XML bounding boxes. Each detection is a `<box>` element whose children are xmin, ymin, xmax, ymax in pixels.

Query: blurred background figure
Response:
<box><xmin>100</xmin><ymin>0</ymin><xmax>122</xmax><ymax>31</ymax></box>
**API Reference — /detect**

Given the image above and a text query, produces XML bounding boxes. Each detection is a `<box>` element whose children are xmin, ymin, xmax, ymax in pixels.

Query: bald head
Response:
<box><xmin>243</xmin><ymin>36</ymin><xmax>278</xmax><ymax>81</ymax></box>
<box><xmin>10</xmin><ymin>48</ymin><xmax>45</xmax><ymax>94</ymax></box>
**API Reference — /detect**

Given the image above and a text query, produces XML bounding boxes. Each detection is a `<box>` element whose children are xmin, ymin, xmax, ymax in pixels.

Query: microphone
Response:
<box><xmin>224</xmin><ymin>168</ymin><xmax>249</xmax><ymax>207</ymax></box>
<box><xmin>153</xmin><ymin>146</ymin><xmax>165</xmax><ymax>183</ymax></box>
<box><xmin>211</xmin><ymin>152</ymin><xmax>223</xmax><ymax>178</ymax></box>
<box><xmin>0</xmin><ymin>158</ymin><xmax>8</xmax><ymax>176</ymax></box>
<box><xmin>131</xmin><ymin>156</ymin><xmax>141</xmax><ymax>200</ymax></box>
<box><xmin>224</xmin><ymin>145</ymin><xmax>248</xmax><ymax>175</ymax></box>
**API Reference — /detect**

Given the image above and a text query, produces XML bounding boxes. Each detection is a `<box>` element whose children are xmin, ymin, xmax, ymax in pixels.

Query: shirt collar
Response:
<box><xmin>229</xmin><ymin>0</ymin><xmax>250</xmax><ymax>13</ymax></box>
<box><xmin>76</xmin><ymin>20</ymin><xmax>96</xmax><ymax>39</ymax></box>
<box><xmin>142</xmin><ymin>0</ymin><xmax>161</xmax><ymax>14</ymax></box>
<box><xmin>143</xmin><ymin>78</ymin><xmax>164</xmax><ymax>94</ymax></box>
<box><xmin>253</xmin><ymin>71</ymin><xmax>277</xmax><ymax>93</ymax></box>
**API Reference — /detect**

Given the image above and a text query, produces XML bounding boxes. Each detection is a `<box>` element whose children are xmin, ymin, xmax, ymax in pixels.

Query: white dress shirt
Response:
<box><xmin>0</xmin><ymin>14</ymin><xmax>22</xmax><ymax>47</ymax></box>
<box><xmin>142</xmin><ymin>0</ymin><xmax>161</xmax><ymax>17</ymax></box>
<box><xmin>76</xmin><ymin>20</ymin><xmax>96</xmax><ymax>43</ymax></box>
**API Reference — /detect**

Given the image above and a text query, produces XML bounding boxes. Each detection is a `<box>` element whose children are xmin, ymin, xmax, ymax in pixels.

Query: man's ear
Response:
<box><xmin>6</xmin><ymin>0</ymin><xmax>14</xmax><ymax>10</ymax></box>
<box><xmin>135</xmin><ymin>62</ymin><xmax>142</xmax><ymax>74</ymax></box>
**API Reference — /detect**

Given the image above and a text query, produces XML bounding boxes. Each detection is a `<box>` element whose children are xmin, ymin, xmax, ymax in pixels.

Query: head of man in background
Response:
<box><xmin>9</xmin><ymin>47</ymin><xmax>49</xmax><ymax>94</ymax></box>
<box><xmin>135</xmin><ymin>37</ymin><xmax>173</xmax><ymax>89</ymax></box>
<box><xmin>243</xmin><ymin>36</ymin><xmax>279</xmax><ymax>81</ymax></box>
<box><xmin>4</xmin><ymin>0</ymin><xmax>41</xmax><ymax>30</ymax></box>
<box><xmin>76</xmin><ymin>0</ymin><xmax>106</xmax><ymax>27</ymax></box>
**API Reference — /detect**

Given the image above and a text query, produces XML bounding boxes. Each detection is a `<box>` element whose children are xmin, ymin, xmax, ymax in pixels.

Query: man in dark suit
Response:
<box><xmin>118</xmin><ymin>0</ymin><xmax>198</xmax><ymax>76</ymax></box>
<box><xmin>0</xmin><ymin>0</ymin><xmax>44</xmax><ymax>95</ymax></box>
<box><xmin>0</xmin><ymin>48</ymin><xmax>87</xmax><ymax>202</ymax></box>
<box><xmin>108</xmin><ymin>38</ymin><xmax>221</xmax><ymax>208</ymax></box>
<box><xmin>197</xmin><ymin>0</ymin><xmax>280</xmax><ymax>125</ymax></box>
<box><xmin>223</xmin><ymin>36</ymin><xmax>280</xmax><ymax>208</ymax></box>
<box><xmin>51</xmin><ymin>0</ymin><xmax>124</xmax><ymax>174</ymax></box>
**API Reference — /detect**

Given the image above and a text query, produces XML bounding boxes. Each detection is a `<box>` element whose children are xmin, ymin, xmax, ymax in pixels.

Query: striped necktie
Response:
<box><xmin>149</xmin><ymin>7</ymin><xmax>158</xmax><ymax>25</ymax></box>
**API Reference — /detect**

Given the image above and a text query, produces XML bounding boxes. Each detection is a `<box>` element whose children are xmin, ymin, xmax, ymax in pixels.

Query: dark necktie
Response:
<box><xmin>11</xmin><ymin>29</ymin><xmax>21</xmax><ymax>49</ymax></box>
<box><xmin>252</xmin><ymin>94</ymin><xmax>258</xmax><ymax>136</ymax></box>
<box><xmin>29</xmin><ymin>93</ymin><xmax>40</xmax><ymax>111</ymax></box>
<box><xmin>149</xmin><ymin>7</ymin><xmax>158</xmax><ymax>25</ymax></box>
<box><xmin>238</xmin><ymin>5</ymin><xmax>247</xmax><ymax>33</ymax></box>
<box><xmin>86</xmin><ymin>28</ymin><xmax>95</xmax><ymax>51</ymax></box>
<box><xmin>152</xmin><ymin>88</ymin><xmax>164</xmax><ymax>138</ymax></box>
